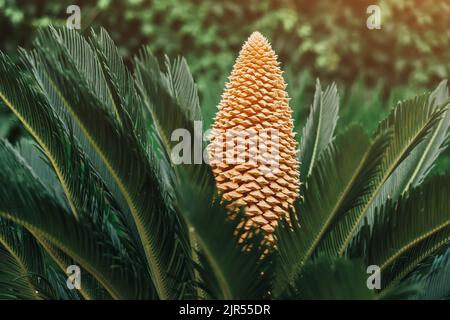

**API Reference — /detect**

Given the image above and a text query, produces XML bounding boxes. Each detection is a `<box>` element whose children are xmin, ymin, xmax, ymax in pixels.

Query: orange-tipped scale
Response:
<box><xmin>208</xmin><ymin>32</ymin><xmax>300</xmax><ymax>243</ymax></box>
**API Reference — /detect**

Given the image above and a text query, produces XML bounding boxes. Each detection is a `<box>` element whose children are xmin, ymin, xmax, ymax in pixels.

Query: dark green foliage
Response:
<box><xmin>0</xmin><ymin>28</ymin><xmax>449</xmax><ymax>300</ymax></box>
<box><xmin>282</xmin><ymin>257</ymin><xmax>375</xmax><ymax>300</ymax></box>
<box><xmin>175</xmin><ymin>169</ymin><xmax>273</xmax><ymax>299</ymax></box>
<box><xmin>349</xmin><ymin>175</ymin><xmax>450</xmax><ymax>289</ymax></box>
<box><xmin>408</xmin><ymin>247</ymin><xmax>450</xmax><ymax>299</ymax></box>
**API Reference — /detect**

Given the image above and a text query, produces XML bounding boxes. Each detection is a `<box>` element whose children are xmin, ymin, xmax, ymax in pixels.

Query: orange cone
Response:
<box><xmin>208</xmin><ymin>32</ymin><xmax>300</xmax><ymax>243</ymax></box>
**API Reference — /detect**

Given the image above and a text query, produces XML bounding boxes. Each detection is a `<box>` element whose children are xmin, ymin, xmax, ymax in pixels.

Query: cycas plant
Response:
<box><xmin>0</xmin><ymin>28</ymin><xmax>449</xmax><ymax>300</ymax></box>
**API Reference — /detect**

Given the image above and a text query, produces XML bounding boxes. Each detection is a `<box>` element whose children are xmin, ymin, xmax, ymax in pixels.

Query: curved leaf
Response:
<box><xmin>135</xmin><ymin>48</ymin><xmax>202</xmax><ymax>161</ymax></box>
<box><xmin>326</xmin><ymin>93</ymin><xmax>448</xmax><ymax>256</ymax></box>
<box><xmin>22</xmin><ymin>29</ymin><xmax>194</xmax><ymax>299</ymax></box>
<box><xmin>175</xmin><ymin>167</ymin><xmax>272</xmax><ymax>299</ymax></box>
<box><xmin>0</xmin><ymin>51</ymin><xmax>79</xmax><ymax>218</ymax></box>
<box><xmin>0</xmin><ymin>139</ymin><xmax>152</xmax><ymax>299</ymax></box>
<box><xmin>349</xmin><ymin>174</ymin><xmax>450</xmax><ymax>290</ymax></box>
<box><xmin>274</xmin><ymin>125</ymin><xmax>390</xmax><ymax>294</ymax></box>
<box><xmin>299</xmin><ymin>79</ymin><xmax>339</xmax><ymax>179</ymax></box>
<box><xmin>408</xmin><ymin>247</ymin><xmax>450</xmax><ymax>300</ymax></box>
<box><xmin>0</xmin><ymin>220</ymin><xmax>48</xmax><ymax>300</ymax></box>
<box><xmin>401</xmin><ymin>80</ymin><xmax>450</xmax><ymax>191</ymax></box>
<box><xmin>33</xmin><ymin>234</ymin><xmax>113</xmax><ymax>300</ymax></box>
<box><xmin>283</xmin><ymin>257</ymin><xmax>374</xmax><ymax>300</ymax></box>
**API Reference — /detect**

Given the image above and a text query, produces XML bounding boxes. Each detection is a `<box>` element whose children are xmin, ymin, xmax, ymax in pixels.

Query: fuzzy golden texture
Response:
<box><xmin>208</xmin><ymin>32</ymin><xmax>300</xmax><ymax>243</ymax></box>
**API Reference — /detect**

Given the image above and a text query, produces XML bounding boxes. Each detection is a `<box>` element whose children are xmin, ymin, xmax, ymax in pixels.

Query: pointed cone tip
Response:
<box><xmin>243</xmin><ymin>31</ymin><xmax>272</xmax><ymax>52</ymax></box>
<box><xmin>248</xmin><ymin>31</ymin><xmax>268</xmax><ymax>42</ymax></box>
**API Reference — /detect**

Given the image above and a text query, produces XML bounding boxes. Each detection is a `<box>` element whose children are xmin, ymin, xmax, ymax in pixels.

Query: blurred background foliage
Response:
<box><xmin>1</xmin><ymin>0</ymin><xmax>449</xmax><ymax>171</ymax></box>
<box><xmin>2</xmin><ymin>0</ymin><xmax>449</xmax><ymax>85</ymax></box>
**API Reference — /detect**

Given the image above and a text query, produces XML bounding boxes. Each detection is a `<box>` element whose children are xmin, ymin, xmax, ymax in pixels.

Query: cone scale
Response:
<box><xmin>208</xmin><ymin>32</ymin><xmax>300</xmax><ymax>243</ymax></box>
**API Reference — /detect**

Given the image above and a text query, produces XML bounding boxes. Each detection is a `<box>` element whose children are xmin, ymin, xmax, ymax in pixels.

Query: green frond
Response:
<box><xmin>326</xmin><ymin>93</ymin><xmax>448</xmax><ymax>256</ymax></box>
<box><xmin>381</xmin><ymin>227</ymin><xmax>450</xmax><ymax>291</ymax></box>
<box><xmin>17</xmin><ymin>138</ymin><xmax>143</xmax><ymax>271</ymax></box>
<box><xmin>135</xmin><ymin>47</ymin><xmax>202</xmax><ymax>160</ymax></box>
<box><xmin>33</xmin><ymin>27</ymin><xmax>122</xmax><ymax>123</ymax></box>
<box><xmin>408</xmin><ymin>247</ymin><xmax>450</xmax><ymax>299</ymax></box>
<box><xmin>400</xmin><ymin>80</ymin><xmax>450</xmax><ymax>190</ymax></box>
<box><xmin>175</xmin><ymin>167</ymin><xmax>272</xmax><ymax>299</ymax></box>
<box><xmin>299</xmin><ymin>79</ymin><xmax>339</xmax><ymax>179</ymax></box>
<box><xmin>0</xmin><ymin>139</ymin><xmax>153</xmax><ymax>299</ymax></box>
<box><xmin>90</xmin><ymin>28</ymin><xmax>148</xmax><ymax>145</ymax></box>
<box><xmin>22</xmin><ymin>29</ymin><xmax>133</xmax><ymax>223</ymax></box>
<box><xmin>349</xmin><ymin>174</ymin><xmax>450</xmax><ymax>290</ymax></box>
<box><xmin>274</xmin><ymin>125</ymin><xmax>390</xmax><ymax>295</ymax></box>
<box><xmin>361</xmin><ymin>82</ymin><xmax>450</xmax><ymax>221</ymax></box>
<box><xmin>23</xmin><ymin>29</ymin><xmax>151</xmax><ymax>262</ymax></box>
<box><xmin>0</xmin><ymin>219</ymin><xmax>49</xmax><ymax>300</ymax></box>
<box><xmin>33</xmin><ymin>234</ymin><xmax>113</xmax><ymax>300</ymax></box>
<box><xmin>1</xmin><ymin>46</ymin><xmax>136</xmax><ymax>264</ymax></box>
<box><xmin>0</xmin><ymin>219</ymin><xmax>86</xmax><ymax>300</ymax></box>
<box><xmin>282</xmin><ymin>257</ymin><xmax>375</xmax><ymax>299</ymax></box>
<box><xmin>90</xmin><ymin>29</ymin><xmax>177</xmax><ymax>241</ymax></box>
<box><xmin>279</xmin><ymin>256</ymin><xmax>420</xmax><ymax>300</ymax></box>
<box><xmin>16</xmin><ymin>139</ymin><xmax>68</xmax><ymax>207</ymax></box>
<box><xmin>0</xmin><ymin>51</ymin><xmax>79</xmax><ymax>218</ymax></box>
<box><xmin>19</xmin><ymin>28</ymin><xmax>194</xmax><ymax>299</ymax></box>
<box><xmin>7</xmin><ymin>140</ymin><xmax>117</xmax><ymax>302</ymax></box>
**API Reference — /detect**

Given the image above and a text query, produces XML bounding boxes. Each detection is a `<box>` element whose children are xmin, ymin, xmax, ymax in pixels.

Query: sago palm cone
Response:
<box><xmin>208</xmin><ymin>32</ymin><xmax>300</xmax><ymax>243</ymax></box>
